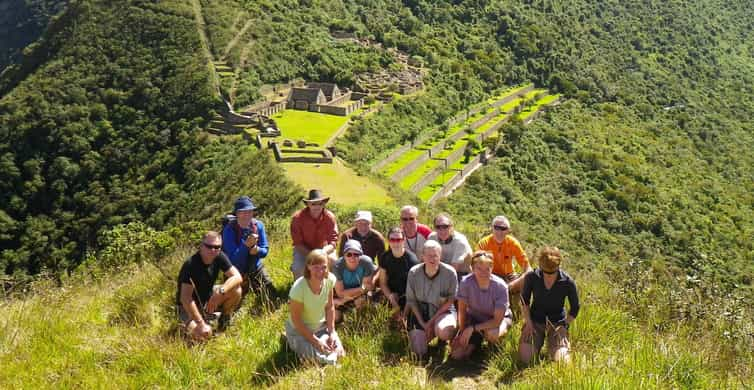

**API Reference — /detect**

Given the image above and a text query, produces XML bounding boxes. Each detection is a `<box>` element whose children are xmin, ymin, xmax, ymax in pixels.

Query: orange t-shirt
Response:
<box><xmin>477</xmin><ymin>234</ymin><xmax>529</xmax><ymax>276</ymax></box>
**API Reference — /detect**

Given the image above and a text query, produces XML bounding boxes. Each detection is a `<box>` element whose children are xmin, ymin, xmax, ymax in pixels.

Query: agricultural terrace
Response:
<box><xmin>283</xmin><ymin>159</ymin><xmax>393</xmax><ymax>206</ymax></box>
<box><xmin>408</xmin><ymin>91</ymin><xmax>559</xmax><ymax>201</ymax></box>
<box><xmin>517</xmin><ymin>93</ymin><xmax>561</xmax><ymax>121</ymax></box>
<box><xmin>484</xmin><ymin>83</ymin><xmax>533</xmax><ymax>105</ymax></box>
<box><xmin>380</xmin><ymin>109</ymin><xmax>489</xmax><ymax>177</ymax></box>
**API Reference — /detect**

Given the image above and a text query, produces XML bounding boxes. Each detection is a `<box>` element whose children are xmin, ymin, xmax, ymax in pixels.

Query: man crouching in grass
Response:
<box><xmin>176</xmin><ymin>231</ymin><xmax>242</xmax><ymax>341</ymax></box>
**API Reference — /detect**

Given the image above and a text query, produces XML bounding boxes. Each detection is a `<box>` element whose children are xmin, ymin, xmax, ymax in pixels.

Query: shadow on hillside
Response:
<box><xmin>424</xmin><ymin>344</ymin><xmax>491</xmax><ymax>382</ymax></box>
<box><xmin>379</xmin><ymin>327</ymin><xmax>410</xmax><ymax>365</ymax></box>
<box><xmin>250</xmin><ymin>334</ymin><xmax>299</xmax><ymax>386</ymax></box>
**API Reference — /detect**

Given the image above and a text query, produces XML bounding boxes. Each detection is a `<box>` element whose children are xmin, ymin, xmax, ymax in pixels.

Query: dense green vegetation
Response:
<box><xmin>0</xmin><ymin>0</ymin><xmax>302</xmax><ymax>279</ymax></box>
<box><xmin>0</xmin><ymin>0</ymin><xmax>753</xmax><ymax>386</ymax></box>
<box><xmin>0</xmin><ymin>0</ymin><xmax>67</xmax><ymax>71</ymax></box>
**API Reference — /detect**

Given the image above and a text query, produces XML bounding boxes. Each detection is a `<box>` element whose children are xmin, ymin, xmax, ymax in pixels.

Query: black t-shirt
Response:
<box><xmin>175</xmin><ymin>252</ymin><xmax>232</xmax><ymax>306</ymax></box>
<box><xmin>378</xmin><ymin>249</ymin><xmax>419</xmax><ymax>296</ymax></box>
<box><xmin>521</xmin><ymin>269</ymin><xmax>580</xmax><ymax>325</ymax></box>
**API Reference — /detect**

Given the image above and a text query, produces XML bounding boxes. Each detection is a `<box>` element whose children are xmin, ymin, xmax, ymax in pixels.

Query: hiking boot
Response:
<box><xmin>218</xmin><ymin>313</ymin><xmax>231</xmax><ymax>332</ymax></box>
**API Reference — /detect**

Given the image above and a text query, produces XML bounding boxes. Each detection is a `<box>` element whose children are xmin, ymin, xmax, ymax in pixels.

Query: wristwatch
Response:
<box><xmin>219</xmin><ymin>287</ymin><xmax>226</xmax><ymax>295</ymax></box>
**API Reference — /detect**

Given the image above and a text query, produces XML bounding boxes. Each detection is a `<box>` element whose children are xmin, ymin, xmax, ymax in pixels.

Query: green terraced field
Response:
<box><xmin>484</xmin><ymin>83</ymin><xmax>533</xmax><ymax>105</ymax></box>
<box><xmin>418</xmin><ymin>169</ymin><xmax>458</xmax><ymax>201</ymax></box>
<box><xmin>517</xmin><ymin>93</ymin><xmax>561</xmax><ymax>121</ymax></box>
<box><xmin>381</xmin><ymin>148</ymin><xmax>427</xmax><ymax>177</ymax></box>
<box><xmin>398</xmin><ymin>158</ymin><xmax>442</xmax><ymax>190</ymax></box>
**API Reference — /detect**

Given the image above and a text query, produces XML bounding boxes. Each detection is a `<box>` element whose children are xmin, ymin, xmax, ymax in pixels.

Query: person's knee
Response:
<box><xmin>409</xmin><ymin>330</ymin><xmax>428</xmax><ymax>356</ymax></box>
<box><xmin>436</xmin><ymin>325</ymin><xmax>456</xmax><ymax>341</ymax></box>
<box><xmin>551</xmin><ymin>347</ymin><xmax>570</xmax><ymax>363</ymax></box>
<box><xmin>484</xmin><ymin>329</ymin><xmax>500</xmax><ymax>344</ymax></box>
<box><xmin>518</xmin><ymin>344</ymin><xmax>536</xmax><ymax>365</ymax></box>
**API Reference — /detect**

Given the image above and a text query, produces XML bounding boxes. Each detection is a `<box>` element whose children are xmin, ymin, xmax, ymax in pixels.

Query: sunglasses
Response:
<box><xmin>203</xmin><ymin>243</ymin><xmax>222</xmax><ymax>250</ymax></box>
<box><xmin>345</xmin><ymin>252</ymin><xmax>360</xmax><ymax>258</ymax></box>
<box><xmin>401</xmin><ymin>217</ymin><xmax>416</xmax><ymax>221</ymax></box>
<box><xmin>388</xmin><ymin>238</ymin><xmax>404</xmax><ymax>243</ymax></box>
<box><xmin>471</xmin><ymin>252</ymin><xmax>492</xmax><ymax>260</ymax></box>
<box><xmin>435</xmin><ymin>224</ymin><xmax>450</xmax><ymax>230</ymax></box>
<box><xmin>493</xmin><ymin>225</ymin><xmax>509</xmax><ymax>231</ymax></box>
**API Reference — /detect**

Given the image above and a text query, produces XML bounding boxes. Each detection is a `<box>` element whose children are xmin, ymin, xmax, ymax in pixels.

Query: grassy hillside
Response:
<box><xmin>0</xmin><ymin>0</ymin><xmax>753</xmax><ymax>387</ymax></box>
<box><xmin>1</xmin><ymin>217</ymin><xmax>751</xmax><ymax>388</ymax></box>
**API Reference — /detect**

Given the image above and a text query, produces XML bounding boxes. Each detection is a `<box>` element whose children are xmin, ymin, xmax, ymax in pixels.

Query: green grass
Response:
<box><xmin>517</xmin><ymin>93</ymin><xmax>561</xmax><ymax>121</ymax></box>
<box><xmin>282</xmin><ymin>159</ymin><xmax>393</xmax><ymax>206</ymax></box>
<box><xmin>271</xmin><ymin>110</ymin><xmax>350</xmax><ymax>146</ymax></box>
<box><xmin>2</xmin><ymin>242</ymin><xmax>748</xmax><ymax>388</ymax></box>
<box><xmin>417</xmin><ymin>169</ymin><xmax>459</xmax><ymax>201</ymax></box>
<box><xmin>484</xmin><ymin>83</ymin><xmax>534</xmax><ymax>105</ymax></box>
<box><xmin>382</xmin><ymin>149</ymin><xmax>428</xmax><ymax>177</ymax></box>
<box><xmin>398</xmin><ymin>158</ymin><xmax>442</xmax><ymax>190</ymax></box>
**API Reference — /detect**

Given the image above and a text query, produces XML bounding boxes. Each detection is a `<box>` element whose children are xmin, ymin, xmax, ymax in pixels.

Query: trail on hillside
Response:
<box><xmin>222</xmin><ymin>19</ymin><xmax>254</xmax><ymax>60</ymax></box>
<box><xmin>190</xmin><ymin>0</ymin><xmax>220</xmax><ymax>97</ymax></box>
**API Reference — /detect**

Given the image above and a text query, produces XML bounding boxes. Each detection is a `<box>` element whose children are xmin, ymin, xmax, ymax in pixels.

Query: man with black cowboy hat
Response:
<box><xmin>222</xmin><ymin>196</ymin><xmax>275</xmax><ymax>298</ymax></box>
<box><xmin>290</xmin><ymin>189</ymin><xmax>339</xmax><ymax>280</ymax></box>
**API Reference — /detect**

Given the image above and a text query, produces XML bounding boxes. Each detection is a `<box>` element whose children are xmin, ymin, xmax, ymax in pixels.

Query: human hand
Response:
<box><xmin>244</xmin><ymin>234</ymin><xmax>258</xmax><ymax>249</ymax></box>
<box><xmin>326</xmin><ymin>332</ymin><xmax>338</xmax><ymax>350</ymax></box>
<box><xmin>192</xmin><ymin>322</ymin><xmax>212</xmax><ymax>340</ymax></box>
<box><xmin>521</xmin><ymin>322</ymin><xmax>534</xmax><ymax>339</ymax></box>
<box><xmin>206</xmin><ymin>292</ymin><xmax>223</xmax><ymax>313</ymax></box>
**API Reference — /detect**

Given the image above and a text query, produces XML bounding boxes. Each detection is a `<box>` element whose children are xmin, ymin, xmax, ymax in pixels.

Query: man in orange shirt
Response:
<box><xmin>476</xmin><ymin>215</ymin><xmax>531</xmax><ymax>295</ymax></box>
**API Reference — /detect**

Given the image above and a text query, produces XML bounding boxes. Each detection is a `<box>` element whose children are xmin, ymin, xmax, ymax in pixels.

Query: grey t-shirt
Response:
<box><xmin>427</xmin><ymin>231</ymin><xmax>472</xmax><ymax>273</ymax></box>
<box><xmin>457</xmin><ymin>274</ymin><xmax>510</xmax><ymax>323</ymax></box>
<box><xmin>332</xmin><ymin>255</ymin><xmax>376</xmax><ymax>289</ymax></box>
<box><xmin>406</xmin><ymin>262</ymin><xmax>458</xmax><ymax>318</ymax></box>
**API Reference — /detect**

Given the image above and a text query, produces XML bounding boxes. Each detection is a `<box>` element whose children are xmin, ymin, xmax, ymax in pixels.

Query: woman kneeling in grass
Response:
<box><xmin>451</xmin><ymin>251</ymin><xmax>513</xmax><ymax>359</ymax></box>
<box><xmin>285</xmin><ymin>249</ymin><xmax>345</xmax><ymax>365</ymax></box>
<box><xmin>519</xmin><ymin>246</ymin><xmax>580</xmax><ymax>364</ymax></box>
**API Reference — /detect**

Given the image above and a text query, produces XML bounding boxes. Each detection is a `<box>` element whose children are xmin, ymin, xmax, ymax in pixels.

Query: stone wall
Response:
<box><xmin>271</xmin><ymin>142</ymin><xmax>333</xmax><ymax>163</ymax></box>
<box><xmin>495</xmin><ymin>85</ymin><xmax>534</xmax><ymax>110</ymax></box>
<box><xmin>409</xmin><ymin>162</ymin><xmax>445</xmax><ymax>194</ymax></box>
<box><xmin>427</xmin><ymin>151</ymin><xmax>488</xmax><ymax>204</ymax></box>
<box><xmin>256</xmin><ymin>101</ymin><xmax>286</xmax><ymax>117</ymax></box>
<box><xmin>371</xmin><ymin>142</ymin><xmax>412</xmax><ymax>172</ymax></box>
<box><xmin>523</xmin><ymin>97</ymin><xmax>560</xmax><ymax>124</ymax></box>
<box><xmin>390</xmin><ymin>152</ymin><xmax>430</xmax><ymax>182</ymax></box>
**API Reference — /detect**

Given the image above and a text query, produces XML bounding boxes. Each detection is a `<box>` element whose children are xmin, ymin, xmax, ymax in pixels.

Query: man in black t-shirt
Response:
<box><xmin>378</xmin><ymin>227</ymin><xmax>419</xmax><ymax>322</ymax></box>
<box><xmin>176</xmin><ymin>231</ymin><xmax>242</xmax><ymax>341</ymax></box>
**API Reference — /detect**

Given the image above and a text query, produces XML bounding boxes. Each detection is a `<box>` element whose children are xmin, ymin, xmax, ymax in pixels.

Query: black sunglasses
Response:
<box><xmin>435</xmin><ymin>224</ymin><xmax>450</xmax><ymax>230</ymax></box>
<box><xmin>203</xmin><ymin>243</ymin><xmax>222</xmax><ymax>250</ymax></box>
<box><xmin>493</xmin><ymin>225</ymin><xmax>509</xmax><ymax>231</ymax></box>
<box><xmin>401</xmin><ymin>217</ymin><xmax>416</xmax><ymax>221</ymax></box>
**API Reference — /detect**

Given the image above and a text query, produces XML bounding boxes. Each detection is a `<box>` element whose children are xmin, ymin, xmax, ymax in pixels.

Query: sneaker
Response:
<box><xmin>218</xmin><ymin>313</ymin><xmax>231</xmax><ymax>332</ymax></box>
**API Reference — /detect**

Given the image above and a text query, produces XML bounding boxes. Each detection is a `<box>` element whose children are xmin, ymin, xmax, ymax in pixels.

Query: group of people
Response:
<box><xmin>175</xmin><ymin>189</ymin><xmax>580</xmax><ymax>367</ymax></box>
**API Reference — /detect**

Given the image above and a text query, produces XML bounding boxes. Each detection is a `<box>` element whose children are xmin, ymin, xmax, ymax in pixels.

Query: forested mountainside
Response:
<box><xmin>0</xmin><ymin>0</ymin><xmax>751</xmax><ymax>302</ymax></box>
<box><xmin>0</xmin><ymin>0</ymin><xmax>67</xmax><ymax>71</ymax></box>
<box><xmin>0</xmin><ymin>0</ymin><xmax>752</xmax><ymax>387</ymax></box>
<box><xmin>0</xmin><ymin>0</ymin><xmax>303</xmax><ymax>278</ymax></box>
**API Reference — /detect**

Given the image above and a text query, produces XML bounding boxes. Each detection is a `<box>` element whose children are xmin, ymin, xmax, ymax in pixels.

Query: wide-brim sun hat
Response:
<box><xmin>234</xmin><ymin>196</ymin><xmax>257</xmax><ymax>212</ymax></box>
<box><xmin>303</xmin><ymin>189</ymin><xmax>330</xmax><ymax>204</ymax></box>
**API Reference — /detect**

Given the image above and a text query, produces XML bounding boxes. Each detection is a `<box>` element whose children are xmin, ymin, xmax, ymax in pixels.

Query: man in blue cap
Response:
<box><xmin>222</xmin><ymin>196</ymin><xmax>275</xmax><ymax>298</ymax></box>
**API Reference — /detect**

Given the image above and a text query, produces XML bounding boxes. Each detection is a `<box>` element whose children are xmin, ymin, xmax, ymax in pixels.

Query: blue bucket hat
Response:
<box><xmin>234</xmin><ymin>196</ymin><xmax>257</xmax><ymax>212</ymax></box>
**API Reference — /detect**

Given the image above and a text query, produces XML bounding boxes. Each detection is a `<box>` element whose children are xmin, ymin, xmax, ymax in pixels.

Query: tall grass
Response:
<box><xmin>1</xmin><ymin>223</ymin><xmax>751</xmax><ymax>388</ymax></box>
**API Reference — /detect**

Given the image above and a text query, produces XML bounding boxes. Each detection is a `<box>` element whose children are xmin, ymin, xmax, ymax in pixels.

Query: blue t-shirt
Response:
<box><xmin>332</xmin><ymin>255</ymin><xmax>376</xmax><ymax>289</ymax></box>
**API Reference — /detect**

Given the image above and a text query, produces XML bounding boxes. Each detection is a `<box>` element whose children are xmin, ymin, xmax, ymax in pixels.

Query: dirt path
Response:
<box><xmin>189</xmin><ymin>0</ymin><xmax>220</xmax><ymax>96</ymax></box>
<box><xmin>222</xmin><ymin>19</ymin><xmax>254</xmax><ymax>60</ymax></box>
